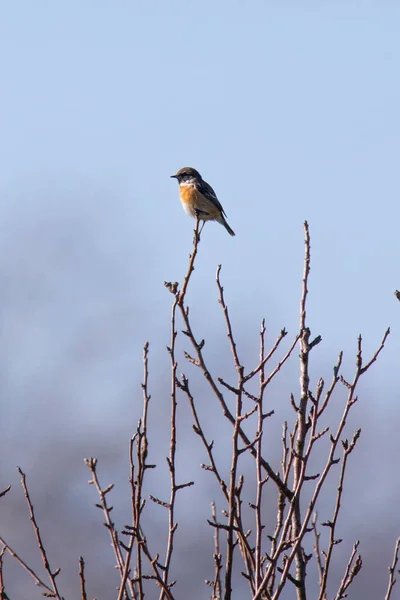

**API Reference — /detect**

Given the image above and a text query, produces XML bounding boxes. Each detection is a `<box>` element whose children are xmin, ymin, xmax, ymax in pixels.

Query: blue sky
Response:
<box><xmin>1</xmin><ymin>1</ymin><xmax>399</xmax><ymax>343</ymax></box>
<box><xmin>0</xmin><ymin>2</ymin><xmax>399</xmax><ymax>598</ymax></box>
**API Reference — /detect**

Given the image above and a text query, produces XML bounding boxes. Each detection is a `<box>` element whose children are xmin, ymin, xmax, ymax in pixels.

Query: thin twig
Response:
<box><xmin>317</xmin><ymin>352</ymin><xmax>343</xmax><ymax>417</ymax></box>
<box><xmin>254</xmin><ymin>320</ymin><xmax>266</xmax><ymax>592</ymax></box>
<box><xmin>179</xmin><ymin>375</ymin><xmax>227</xmax><ymax>497</ymax></box>
<box><xmin>84</xmin><ymin>458</ymin><xmax>135</xmax><ymax>599</ymax></box>
<box><xmin>312</xmin><ymin>513</ymin><xmax>324</xmax><ymax>588</ymax></box>
<box><xmin>0</xmin><ymin>546</ymin><xmax>6</xmax><ymax>600</ymax></box>
<box><xmin>266</xmin><ymin>326</ymin><xmax>389</xmax><ymax>600</ymax></box>
<box><xmin>0</xmin><ymin>486</ymin><xmax>11</xmax><ymax>500</ymax></box>
<box><xmin>160</xmin><ymin>223</ymin><xmax>204</xmax><ymax>599</ymax></box>
<box><xmin>262</xmin><ymin>334</ymin><xmax>300</xmax><ymax>390</ymax></box>
<box><xmin>384</xmin><ymin>537</ymin><xmax>400</xmax><ymax>600</ymax></box>
<box><xmin>252</xmin><ymin>224</ymin><xmax>389</xmax><ymax>600</ymax></box>
<box><xmin>291</xmin><ymin>221</ymin><xmax>312</xmax><ymax>600</ymax></box>
<box><xmin>161</xmin><ymin>282</ymin><xmax>180</xmax><ymax>600</ymax></box>
<box><xmin>176</xmin><ymin>265</ymin><xmax>294</xmax><ymax>500</ymax></box>
<box><xmin>178</xmin><ymin>218</ymin><xmax>201</xmax><ymax>304</ymax></box>
<box><xmin>318</xmin><ymin>430</ymin><xmax>361</xmax><ymax>599</ymax></box>
<box><xmin>210</xmin><ymin>502</ymin><xmax>223</xmax><ymax>600</ymax></box>
<box><xmin>224</xmin><ymin>405</ymin><xmax>241</xmax><ymax>600</ymax></box>
<box><xmin>333</xmin><ymin>542</ymin><xmax>362</xmax><ymax>600</ymax></box>
<box><xmin>17</xmin><ymin>467</ymin><xmax>63</xmax><ymax>600</ymax></box>
<box><xmin>216</xmin><ymin>264</ymin><xmax>258</xmax><ymax>599</ymax></box>
<box><xmin>0</xmin><ymin>536</ymin><xmax>55</xmax><ymax>596</ymax></box>
<box><xmin>78</xmin><ymin>556</ymin><xmax>88</xmax><ymax>600</ymax></box>
<box><xmin>118</xmin><ymin>342</ymin><xmax>153</xmax><ymax>600</ymax></box>
<box><xmin>216</xmin><ymin>264</ymin><xmax>241</xmax><ymax>370</ymax></box>
<box><xmin>179</xmin><ymin>373</ymin><xmax>253</xmax><ymax>582</ymax></box>
<box><xmin>244</xmin><ymin>325</ymin><xmax>287</xmax><ymax>383</ymax></box>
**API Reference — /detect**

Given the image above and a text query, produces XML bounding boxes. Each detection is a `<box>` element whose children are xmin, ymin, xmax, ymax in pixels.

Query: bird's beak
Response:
<box><xmin>170</xmin><ymin>174</ymin><xmax>178</xmax><ymax>179</ymax></box>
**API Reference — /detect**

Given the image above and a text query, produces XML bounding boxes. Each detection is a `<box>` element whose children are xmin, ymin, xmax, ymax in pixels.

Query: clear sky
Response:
<box><xmin>0</xmin><ymin>2</ymin><xmax>399</xmax><ymax>598</ymax></box>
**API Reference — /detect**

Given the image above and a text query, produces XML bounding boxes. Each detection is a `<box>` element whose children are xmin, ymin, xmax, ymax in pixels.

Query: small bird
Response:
<box><xmin>171</xmin><ymin>167</ymin><xmax>235</xmax><ymax>236</ymax></box>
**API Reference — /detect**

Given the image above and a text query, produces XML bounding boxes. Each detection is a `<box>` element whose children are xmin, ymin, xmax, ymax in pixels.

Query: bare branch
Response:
<box><xmin>84</xmin><ymin>458</ymin><xmax>135</xmax><ymax>599</ymax></box>
<box><xmin>333</xmin><ymin>541</ymin><xmax>362</xmax><ymax>600</ymax></box>
<box><xmin>290</xmin><ymin>220</ymin><xmax>313</xmax><ymax>600</ymax></box>
<box><xmin>78</xmin><ymin>556</ymin><xmax>88</xmax><ymax>600</ymax></box>
<box><xmin>0</xmin><ymin>486</ymin><xmax>11</xmax><ymax>500</ymax></box>
<box><xmin>318</xmin><ymin>430</ymin><xmax>361</xmax><ymax>599</ymax></box>
<box><xmin>178</xmin><ymin>218</ymin><xmax>201</xmax><ymax>305</ymax></box>
<box><xmin>0</xmin><ymin>537</ymin><xmax>55</xmax><ymax>596</ymax></box>
<box><xmin>17</xmin><ymin>467</ymin><xmax>64</xmax><ymax>600</ymax></box>
<box><xmin>118</xmin><ymin>342</ymin><xmax>153</xmax><ymax>600</ymax></box>
<box><xmin>216</xmin><ymin>264</ymin><xmax>242</xmax><ymax>370</ymax></box>
<box><xmin>262</xmin><ymin>334</ymin><xmax>300</xmax><ymax>389</ymax></box>
<box><xmin>359</xmin><ymin>327</ymin><xmax>390</xmax><ymax>375</ymax></box>
<box><xmin>312</xmin><ymin>513</ymin><xmax>324</xmax><ymax>587</ymax></box>
<box><xmin>210</xmin><ymin>502</ymin><xmax>223</xmax><ymax>600</ymax></box>
<box><xmin>0</xmin><ymin>546</ymin><xmax>7</xmax><ymax>600</ymax></box>
<box><xmin>384</xmin><ymin>537</ymin><xmax>400</xmax><ymax>600</ymax></box>
<box><xmin>244</xmin><ymin>326</ymin><xmax>288</xmax><ymax>382</ymax></box>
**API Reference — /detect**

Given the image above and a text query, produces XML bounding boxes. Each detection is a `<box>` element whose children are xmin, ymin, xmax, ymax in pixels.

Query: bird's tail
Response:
<box><xmin>218</xmin><ymin>215</ymin><xmax>235</xmax><ymax>236</ymax></box>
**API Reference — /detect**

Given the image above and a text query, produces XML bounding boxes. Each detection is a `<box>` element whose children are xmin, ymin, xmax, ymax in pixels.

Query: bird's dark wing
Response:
<box><xmin>196</xmin><ymin>179</ymin><xmax>227</xmax><ymax>217</ymax></box>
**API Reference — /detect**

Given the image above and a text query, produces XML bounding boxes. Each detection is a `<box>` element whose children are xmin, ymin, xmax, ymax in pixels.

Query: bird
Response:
<box><xmin>171</xmin><ymin>167</ymin><xmax>235</xmax><ymax>236</ymax></box>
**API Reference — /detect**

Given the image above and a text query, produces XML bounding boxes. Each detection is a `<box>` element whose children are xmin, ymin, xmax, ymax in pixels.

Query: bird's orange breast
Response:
<box><xmin>178</xmin><ymin>185</ymin><xmax>220</xmax><ymax>218</ymax></box>
<box><xmin>179</xmin><ymin>184</ymin><xmax>197</xmax><ymax>205</ymax></box>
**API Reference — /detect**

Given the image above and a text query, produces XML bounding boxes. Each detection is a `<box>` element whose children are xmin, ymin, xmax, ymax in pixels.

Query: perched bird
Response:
<box><xmin>171</xmin><ymin>167</ymin><xmax>235</xmax><ymax>236</ymax></box>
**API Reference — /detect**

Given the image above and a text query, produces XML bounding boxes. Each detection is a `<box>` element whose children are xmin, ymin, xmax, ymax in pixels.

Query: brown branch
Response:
<box><xmin>0</xmin><ymin>547</ymin><xmax>6</xmax><ymax>600</ymax></box>
<box><xmin>333</xmin><ymin>542</ymin><xmax>362</xmax><ymax>600</ymax></box>
<box><xmin>180</xmin><ymin>372</ymin><xmax>256</xmax><ymax>596</ymax></box>
<box><xmin>253</xmin><ymin>223</ymin><xmax>389</xmax><ymax>600</ymax></box>
<box><xmin>216</xmin><ymin>264</ymin><xmax>258</xmax><ymax>599</ymax></box>
<box><xmin>161</xmin><ymin>280</ymin><xmax>180</xmax><ymax>600</ymax></box>
<box><xmin>118</xmin><ymin>342</ymin><xmax>153</xmax><ymax>600</ymax></box>
<box><xmin>300</xmin><ymin>220</ymin><xmax>310</xmax><ymax>332</ymax></box>
<box><xmin>0</xmin><ymin>486</ymin><xmax>11</xmax><ymax>500</ymax></box>
<box><xmin>291</xmin><ymin>221</ymin><xmax>312</xmax><ymax>600</ymax></box>
<box><xmin>244</xmin><ymin>325</ymin><xmax>287</xmax><ymax>382</ymax></box>
<box><xmin>264</xmin><ymin>326</ymin><xmax>388</xmax><ymax>600</ymax></box>
<box><xmin>118</xmin><ymin>447</ymin><xmax>138</xmax><ymax>600</ymax></box>
<box><xmin>177</xmin><ymin>238</ymin><xmax>261</xmax><ymax>597</ymax></box>
<box><xmin>254</xmin><ymin>320</ymin><xmax>266</xmax><ymax>593</ymax></box>
<box><xmin>17</xmin><ymin>467</ymin><xmax>64</xmax><ymax>600</ymax></box>
<box><xmin>78</xmin><ymin>556</ymin><xmax>88</xmax><ymax>600</ymax></box>
<box><xmin>359</xmin><ymin>327</ymin><xmax>390</xmax><ymax>375</ymax></box>
<box><xmin>262</xmin><ymin>334</ymin><xmax>300</xmax><ymax>389</ymax></box>
<box><xmin>384</xmin><ymin>537</ymin><xmax>400</xmax><ymax>600</ymax></box>
<box><xmin>224</xmin><ymin>410</ymin><xmax>241</xmax><ymax>600</ymax></box>
<box><xmin>121</xmin><ymin>525</ymin><xmax>174</xmax><ymax>600</ymax></box>
<box><xmin>179</xmin><ymin>374</ymin><xmax>253</xmax><ymax>572</ymax></box>
<box><xmin>210</xmin><ymin>502</ymin><xmax>223</xmax><ymax>600</ymax></box>
<box><xmin>174</xmin><ymin>219</ymin><xmax>312</xmax><ymax>598</ymax></box>
<box><xmin>216</xmin><ymin>264</ymin><xmax>241</xmax><ymax>370</ymax></box>
<box><xmin>318</xmin><ymin>430</ymin><xmax>361</xmax><ymax>599</ymax></box>
<box><xmin>178</xmin><ymin>218</ymin><xmax>201</xmax><ymax>304</ymax></box>
<box><xmin>160</xmin><ymin>224</ymin><xmax>206</xmax><ymax>598</ymax></box>
<box><xmin>317</xmin><ymin>352</ymin><xmax>343</xmax><ymax>418</ymax></box>
<box><xmin>312</xmin><ymin>513</ymin><xmax>324</xmax><ymax>588</ymax></box>
<box><xmin>267</xmin><ymin>421</ymin><xmax>293</xmax><ymax>597</ymax></box>
<box><xmin>176</xmin><ymin>262</ymin><xmax>293</xmax><ymax>500</ymax></box>
<box><xmin>0</xmin><ymin>536</ymin><xmax>55</xmax><ymax>596</ymax></box>
<box><xmin>84</xmin><ymin>458</ymin><xmax>135</xmax><ymax>599</ymax></box>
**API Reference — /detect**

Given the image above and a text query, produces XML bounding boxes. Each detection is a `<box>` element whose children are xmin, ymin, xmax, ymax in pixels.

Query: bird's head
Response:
<box><xmin>170</xmin><ymin>167</ymin><xmax>202</xmax><ymax>184</ymax></box>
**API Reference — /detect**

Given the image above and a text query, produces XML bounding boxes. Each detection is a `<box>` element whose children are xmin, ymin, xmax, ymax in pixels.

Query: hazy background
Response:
<box><xmin>0</xmin><ymin>1</ymin><xmax>399</xmax><ymax>598</ymax></box>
